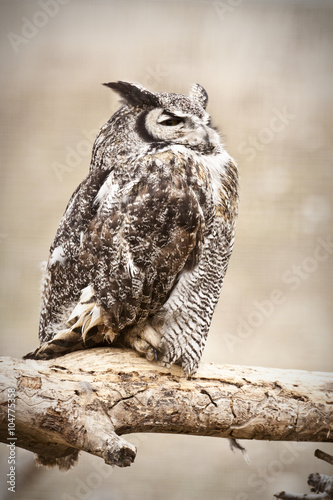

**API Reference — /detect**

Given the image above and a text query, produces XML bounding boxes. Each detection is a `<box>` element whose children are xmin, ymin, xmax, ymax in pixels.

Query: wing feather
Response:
<box><xmin>83</xmin><ymin>175</ymin><xmax>204</xmax><ymax>332</ymax></box>
<box><xmin>38</xmin><ymin>156</ymin><xmax>208</xmax><ymax>349</ymax></box>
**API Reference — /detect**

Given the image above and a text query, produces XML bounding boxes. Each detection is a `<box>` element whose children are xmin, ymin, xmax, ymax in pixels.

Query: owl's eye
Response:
<box><xmin>159</xmin><ymin>117</ymin><xmax>184</xmax><ymax>127</ymax></box>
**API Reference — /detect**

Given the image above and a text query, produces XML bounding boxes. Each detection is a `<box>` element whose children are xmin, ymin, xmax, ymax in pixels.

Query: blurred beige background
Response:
<box><xmin>0</xmin><ymin>1</ymin><xmax>332</xmax><ymax>499</ymax></box>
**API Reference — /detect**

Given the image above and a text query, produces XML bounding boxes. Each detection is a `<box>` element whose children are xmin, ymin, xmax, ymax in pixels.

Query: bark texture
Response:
<box><xmin>0</xmin><ymin>348</ymin><xmax>332</xmax><ymax>469</ymax></box>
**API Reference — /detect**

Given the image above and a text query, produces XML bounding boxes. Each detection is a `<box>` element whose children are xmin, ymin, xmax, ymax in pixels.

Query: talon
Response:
<box><xmin>122</xmin><ymin>322</ymin><xmax>162</xmax><ymax>362</ymax></box>
<box><xmin>132</xmin><ymin>338</ymin><xmax>151</xmax><ymax>356</ymax></box>
<box><xmin>145</xmin><ymin>347</ymin><xmax>156</xmax><ymax>362</ymax></box>
<box><xmin>140</xmin><ymin>324</ymin><xmax>161</xmax><ymax>349</ymax></box>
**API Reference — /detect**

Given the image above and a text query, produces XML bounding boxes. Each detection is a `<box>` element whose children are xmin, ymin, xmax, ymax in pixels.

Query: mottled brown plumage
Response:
<box><xmin>25</xmin><ymin>81</ymin><xmax>238</xmax><ymax>375</ymax></box>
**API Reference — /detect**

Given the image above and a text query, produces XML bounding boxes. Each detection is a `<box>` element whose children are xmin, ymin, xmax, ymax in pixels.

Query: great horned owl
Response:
<box><xmin>26</xmin><ymin>81</ymin><xmax>238</xmax><ymax>376</ymax></box>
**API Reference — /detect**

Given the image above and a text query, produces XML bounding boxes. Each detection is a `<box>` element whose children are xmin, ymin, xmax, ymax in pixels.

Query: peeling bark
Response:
<box><xmin>0</xmin><ymin>348</ymin><xmax>332</xmax><ymax>469</ymax></box>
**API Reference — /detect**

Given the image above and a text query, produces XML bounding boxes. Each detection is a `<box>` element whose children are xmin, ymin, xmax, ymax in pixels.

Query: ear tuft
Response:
<box><xmin>189</xmin><ymin>83</ymin><xmax>208</xmax><ymax>109</ymax></box>
<box><xmin>103</xmin><ymin>81</ymin><xmax>159</xmax><ymax>108</ymax></box>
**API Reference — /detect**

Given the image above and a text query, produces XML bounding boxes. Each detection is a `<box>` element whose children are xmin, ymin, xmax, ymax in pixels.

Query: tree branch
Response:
<box><xmin>275</xmin><ymin>450</ymin><xmax>333</xmax><ymax>500</ymax></box>
<box><xmin>0</xmin><ymin>348</ymin><xmax>332</xmax><ymax>469</ymax></box>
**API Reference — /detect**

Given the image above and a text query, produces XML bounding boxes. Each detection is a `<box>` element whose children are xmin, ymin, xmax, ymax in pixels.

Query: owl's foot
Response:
<box><xmin>123</xmin><ymin>323</ymin><xmax>162</xmax><ymax>362</ymax></box>
<box><xmin>157</xmin><ymin>338</ymin><xmax>200</xmax><ymax>378</ymax></box>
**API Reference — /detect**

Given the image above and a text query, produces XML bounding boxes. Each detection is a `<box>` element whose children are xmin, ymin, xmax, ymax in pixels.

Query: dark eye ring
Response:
<box><xmin>160</xmin><ymin>118</ymin><xmax>183</xmax><ymax>126</ymax></box>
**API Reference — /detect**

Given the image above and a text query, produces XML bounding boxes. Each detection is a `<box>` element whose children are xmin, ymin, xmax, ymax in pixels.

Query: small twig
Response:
<box><xmin>274</xmin><ymin>492</ymin><xmax>330</xmax><ymax>499</ymax></box>
<box><xmin>274</xmin><ymin>449</ymin><xmax>333</xmax><ymax>500</ymax></box>
<box><xmin>315</xmin><ymin>450</ymin><xmax>333</xmax><ymax>467</ymax></box>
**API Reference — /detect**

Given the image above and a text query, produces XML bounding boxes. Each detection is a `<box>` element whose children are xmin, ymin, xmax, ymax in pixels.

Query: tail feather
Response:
<box><xmin>23</xmin><ymin>328</ymin><xmax>86</xmax><ymax>360</ymax></box>
<box><xmin>67</xmin><ymin>285</ymin><xmax>96</xmax><ymax>325</ymax></box>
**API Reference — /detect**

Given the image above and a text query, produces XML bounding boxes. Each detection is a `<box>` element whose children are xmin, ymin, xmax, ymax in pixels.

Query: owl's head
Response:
<box><xmin>103</xmin><ymin>81</ymin><xmax>221</xmax><ymax>153</ymax></box>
